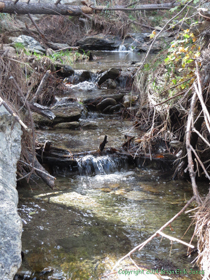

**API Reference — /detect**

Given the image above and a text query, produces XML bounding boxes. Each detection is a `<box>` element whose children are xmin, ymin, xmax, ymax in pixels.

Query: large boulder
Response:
<box><xmin>0</xmin><ymin>105</ymin><xmax>22</xmax><ymax>280</ymax></box>
<box><xmin>77</xmin><ymin>34</ymin><xmax>121</xmax><ymax>51</ymax></box>
<box><xmin>12</xmin><ymin>35</ymin><xmax>46</xmax><ymax>54</ymax></box>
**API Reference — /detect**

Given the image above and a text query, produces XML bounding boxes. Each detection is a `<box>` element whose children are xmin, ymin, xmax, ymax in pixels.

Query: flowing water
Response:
<box><xmin>16</xmin><ymin>51</ymin><xmax>205</xmax><ymax>280</ymax></box>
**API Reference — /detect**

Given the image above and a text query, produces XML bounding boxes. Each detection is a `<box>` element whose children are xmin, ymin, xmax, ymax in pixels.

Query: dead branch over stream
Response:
<box><xmin>0</xmin><ymin>1</ymin><xmax>179</xmax><ymax>15</ymax></box>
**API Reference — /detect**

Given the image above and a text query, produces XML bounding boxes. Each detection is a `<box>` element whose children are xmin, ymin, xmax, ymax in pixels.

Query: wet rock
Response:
<box><xmin>109</xmin><ymin>104</ymin><xmax>122</xmax><ymax>113</ymax></box>
<box><xmin>79</xmin><ymin>70</ymin><xmax>92</xmax><ymax>82</ymax></box>
<box><xmin>96</xmin><ymin>98</ymin><xmax>117</xmax><ymax>111</ymax></box>
<box><xmin>124</xmin><ymin>32</ymin><xmax>149</xmax><ymax>51</ymax></box>
<box><xmin>116</xmin><ymin>70</ymin><xmax>134</xmax><ymax>88</ymax></box>
<box><xmin>80</xmin><ymin>120</ymin><xmax>98</xmax><ymax>129</ymax></box>
<box><xmin>123</xmin><ymin>190</ymin><xmax>155</xmax><ymax>201</ymax></box>
<box><xmin>33</xmin><ymin>103</ymin><xmax>82</xmax><ymax>127</ymax></box>
<box><xmin>53</xmin><ymin>121</ymin><xmax>80</xmax><ymax>129</ymax></box>
<box><xmin>12</xmin><ymin>35</ymin><xmax>46</xmax><ymax>54</ymax></box>
<box><xmin>56</xmin><ymin>64</ymin><xmax>74</xmax><ymax>77</ymax></box>
<box><xmin>102</xmin><ymin>105</ymin><xmax>113</xmax><ymax>114</ymax></box>
<box><xmin>32</xmin><ymin>112</ymin><xmax>54</xmax><ymax>127</ymax></box>
<box><xmin>98</xmin><ymin>68</ymin><xmax>120</xmax><ymax>86</ymax></box>
<box><xmin>83</xmin><ymin>93</ymin><xmax>125</xmax><ymax>110</ymax></box>
<box><xmin>0</xmin><ymin>106</ymin><xmax>22</xmax><ymax>280</ymax></box>
<box><xmin>52</xmin><ymin>104</ymin><xmax>81</xmax><ymax>124</ymax></box>
<box><xmin>66</xmin><ymin>70</ymin><xmax>93</xmax><ymax>84</ymax></box>
<box><xmin>140</xmin><ymin>184</ymin><xmax>162</xmax><ymax>195</ymax></box>
<box><xmin>77</xmin><ymin>34</ymin><xmax>121</xmax><ymax>51</ymax></box>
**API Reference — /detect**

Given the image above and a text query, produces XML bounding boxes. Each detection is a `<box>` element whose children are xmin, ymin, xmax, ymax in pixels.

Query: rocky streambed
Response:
<box><xmin>15</xmin><ymin>50</ymin><xmax>204</xmax><ymax>280</ymax></box>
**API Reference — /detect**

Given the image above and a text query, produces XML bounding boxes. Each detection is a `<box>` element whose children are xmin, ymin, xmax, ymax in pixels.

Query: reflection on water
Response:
<box><xmin>73</xmin><ymin>51</ymin><xmax>143</xmax><ymax>71</ymax></box>
<box><xmin>17</xmin><ymin>168</ymin><xmax>201</xmax><ymax>280</ymax></box>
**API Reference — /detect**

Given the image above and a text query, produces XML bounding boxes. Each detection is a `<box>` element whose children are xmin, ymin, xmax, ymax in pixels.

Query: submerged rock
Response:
<box><xmin>53</xmin><ymin>121</ymin><xmax>80</xmax><ymax>129</ymax></box>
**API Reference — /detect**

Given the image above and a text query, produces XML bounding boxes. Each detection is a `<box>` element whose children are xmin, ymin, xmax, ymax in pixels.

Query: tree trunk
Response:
<box><xmin>0</xmin><ymin>1</ymin><xmax>179</xmax><ymax>15</ymax></box>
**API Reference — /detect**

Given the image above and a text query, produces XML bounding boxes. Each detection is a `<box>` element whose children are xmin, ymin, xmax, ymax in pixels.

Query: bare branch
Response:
<box><xmin>186</xmin><ymin>90</ymin><xmax>202</xmax><ymax>204</ymax></box>
<box><xmin>157</xmin><ymin>231</ymin><xmax>194</xmax><ymax>248</ymax></box>
<box><xmin>112</xmin><ymin>196</ymin><xmax>196</xmax><ymax>272</ymax></box>
<box><xmin>32</xmin><ymin>70</ymin><xmax>51</xmax><ymax>103</ymax></box>
<box><xmin>0</xmin><ymin>96</ymin><xmax>29</xmax><ymax>131</ymax></box>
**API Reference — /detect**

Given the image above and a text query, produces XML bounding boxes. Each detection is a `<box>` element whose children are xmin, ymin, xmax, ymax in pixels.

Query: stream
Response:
<box><xmin>16</xmin><ymin>51</ymin><xmax>204</xmax><ymax>280</ymax></box>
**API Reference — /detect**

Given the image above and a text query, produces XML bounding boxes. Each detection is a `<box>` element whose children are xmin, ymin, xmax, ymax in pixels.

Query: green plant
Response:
<box><xmin>164</xmin><ymin>29</ymin><xmax>200</xmax><ymax>92</ymax></box>
<box><xmin>14</xmin><ymin>42</ymin><xmax>25</xmax><ymax>50</ymax></box>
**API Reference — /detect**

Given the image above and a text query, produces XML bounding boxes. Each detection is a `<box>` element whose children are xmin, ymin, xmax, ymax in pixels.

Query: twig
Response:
<box><xmin>14</xmin><ymin>0</ymin><xmax>19</xmax><ymax>4</ymax></box>
<box><xmin>186</xmin><ymin>90</ymin><xmax>202</xmax><ymax>204</ymax></box>
<box><xmin>32</xmin><ymin>70</ymin><xmax>51</xmax><ymax>103</ymax></box>
<box><xmin>194</xmin><ymin>63</ymin><xmax>210</xmax><ymax>133</ymax></box>
<box><xmin>154</xmin><ymin>90</ymin><xmax>186</xmax><ymax>107</ymax></box>
<box><xmin>192</xmin><ymin>127</ymin><xmax>210</xmax><ymax>149</ymax></box>
<box><xmin>137</xmin><ymin>0</ymin><xmax>193</xmax><ymax>72</ymax></box>
<box><xmin>157</xmin><ymin>231</ymin><xmax>194</xmax><ymax>248</ymax></box>
<box><xmin>11</xmin><ymin>77</ymin><xmax>36</xmax><ymax>181</ymax></box>
<box><xmin>18</xmin><ymin>160</ymin><xmax>56</xmax><ymax>181</ymax></box>
<box><xmin>190</xmin><ymin>144</ymin><xmax>210</xmax><ymax>180</ymax></box>
<box><xmin>28</xmin><ymin>13</ymin><xmax>47</xmax><ymax>41</ymax></box>
<box><xmin>0</xmin><ymin>96</ymin><xmax>29</xmax><ymax>131</ymax></box>
<box><xmin>112</xmin><ymin>196</ymin><xmax>196</xmax><ymax>272</ymax></box>
<box><xmin>156</xmin><ymin>78</ymin><xmax>191</xmax><ymax>99</ymax></box>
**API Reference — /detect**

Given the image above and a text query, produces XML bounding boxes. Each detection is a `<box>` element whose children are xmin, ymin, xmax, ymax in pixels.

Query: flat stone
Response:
<box><xmin>32</xmin><ymin>112</ymin><xmax>54</xmax><ymax>127</ymax></box>
<box><xmin>52</xmin><ymin>105</ymin><xmax>81</xmax><ymax>124</ymax></box>
<box><xmin>53</xmin><ymin>121</ymin><xmax>80</xmax><ymax>129</ymax></box>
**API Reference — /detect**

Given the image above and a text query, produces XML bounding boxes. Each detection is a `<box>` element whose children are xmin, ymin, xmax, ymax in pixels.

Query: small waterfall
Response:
<box><xmin>77</xmin><ymin>155</ymin><xmax>116</xmax><ymax>175</ymax></box>
<box><xmin>118</xmin><ymin>44</ymin><xmax>127</xmax><ymax>52</ymax></box>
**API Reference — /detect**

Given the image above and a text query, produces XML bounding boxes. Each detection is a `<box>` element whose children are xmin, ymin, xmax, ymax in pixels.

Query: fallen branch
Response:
<box><xmin>27</xmin><ymin>154</ymin><xmax>55</xmax><ymax>189</ymax></box>
<box><xmin>186</xmin><ymin>90</ymin><xmax>202</xmax><ymax>205</ymax></box>
<box><xmin>28</xmin><ymin>13</ymin><xmax>47</xmax><ymax>41</ymax></box>
<box><xmin>111</xmin><ymin>196</ymin><xmax>196</xmax><ymax>272</ymax></box>
<box><xmin>32</xmin><ymin>70</ymin><xmax>51</xmax><ymax>103</ymax></box>
<box><xmin>0</xmin><ymin>96</ymin><xmax>29</xmax><ymax>131</ymax></box>
<box><xmin>0</xmin><ymin>1</ymin><xmax>179</xmax><ymax>15</ymax></box>
<box><xmin>157</xmin><ymin>231</ymin><xmax>194</xmax><ymax>248</ymax></box>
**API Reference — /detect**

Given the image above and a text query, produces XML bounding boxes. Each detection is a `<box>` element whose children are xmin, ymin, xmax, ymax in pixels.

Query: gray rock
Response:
<box><xmin>96</xmin><ymin>98</ymin><xmax>117</xmax><ymax>111</ymax></box>
<box><xmin>32</xmin><ymin>112</ymin><xmax>54</xmax><ymax>127</ymax></box>
<box><xmin>0</xmin><ymin>105</ymin><xmax>22</xmax><ymax>280</ymax></box>
<box><xmin>56</xmin><ymin>64</ymin><xmax>74</xmax><ymax>77</ymax></box>
<box><xmin>33</xmin><ymin>103</ymin><xmax>82</xmax><ymax>127</ymax></box>
<box><xmin>77</xmin><ymin>34</ymin><xmax>121</xmax><ymax>51</ymax></box>
<box><xmin>53</xmin><ymin>121</ymin><xmax>80</xmax><ymax>129</ymax></box>
<box><xmin>13</xmin><ymin>35</ymin><xmax>46</xmax><ymax>54</ymax></box>
<box><xmin>51</xmin><ymin>103</ymin><xmax>82</xmax><ymax>124</ymax></box>
<box><xmin>98</xmin><ymin>68</ymin><xmax>120</xmax><ymax>86</ymax></box>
